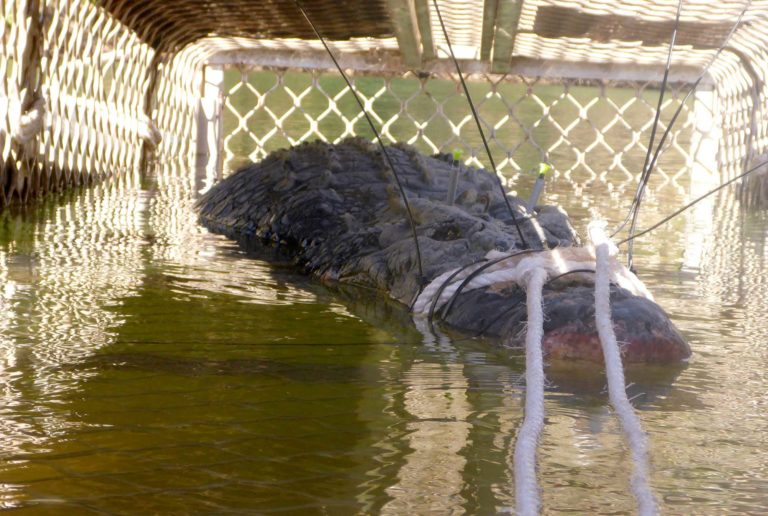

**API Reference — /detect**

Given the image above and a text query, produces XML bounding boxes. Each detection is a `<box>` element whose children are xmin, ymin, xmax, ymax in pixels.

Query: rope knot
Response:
<box><xmin>12</xmin><ymin>97</ymin><xmax>46</xmax><ymax>145</ymax></box>
<box><xmin>588</xmin><ymin>220</ymin><xmax>618</xmax><ymax>256</ymax></box>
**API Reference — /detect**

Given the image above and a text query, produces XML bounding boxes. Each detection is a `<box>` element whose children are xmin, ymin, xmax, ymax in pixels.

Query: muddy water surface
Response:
<box><xmin>0</xmin><ymin>118</ymin><xmax>767</xmax><ymax>513</ymax></box>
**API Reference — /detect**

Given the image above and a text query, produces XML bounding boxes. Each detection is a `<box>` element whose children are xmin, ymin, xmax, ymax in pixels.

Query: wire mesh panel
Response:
<box><xmin>0</xmin><ymin>0</ymin><xmax>204</xmax><ymax>207</ymax></box>
<box><xmin>217</xmin><ymin>67</ymin><xmax>700</xmax><ymax>203</ymax></box>
<box><xmin>1</xmin><ymin>0</ymin><xmax>765</xmax><ymax>213</ymax></box>
<box><xmin>39</xmin><ymin>0</ymin><xmax>155</xmax><ymax>190</ymax></box>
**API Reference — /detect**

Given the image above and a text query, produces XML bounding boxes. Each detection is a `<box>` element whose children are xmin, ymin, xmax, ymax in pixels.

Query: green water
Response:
<box><xmin>1</xmin><ymin>78</ymin><xmax>767</xmax><ymax>513</ymax></box>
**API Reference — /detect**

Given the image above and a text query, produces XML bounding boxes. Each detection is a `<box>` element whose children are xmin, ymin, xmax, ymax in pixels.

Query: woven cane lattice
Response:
<box><xmin>715</xmin><ymin>32</ymin><xmax>768</xmax><ymax>182</ymax></box>
<box><xmin>1</xmin><ymin>0</ymin><xmax>46</xmax><ymax>205</ymax></box>
<box><xmin>39</xmin><ymin>0</ymin><xmax>155</xmax><ymax>187</ymax></box>
<box><xmin>0</xmin><ymin>0</ymin><xmax>158</xmax><ymax>205</ymax></box>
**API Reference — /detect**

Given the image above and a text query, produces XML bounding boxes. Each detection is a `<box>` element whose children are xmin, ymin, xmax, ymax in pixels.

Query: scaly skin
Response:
<box><xmin>197</xmin><ymin>138</ymin><xmax>691</xmax><ymax>364</ymax></box>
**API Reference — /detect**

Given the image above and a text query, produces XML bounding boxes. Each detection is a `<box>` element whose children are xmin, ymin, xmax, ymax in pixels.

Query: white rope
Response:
<box><xmin>138</xmin><ymin>113</ymin><xmax>162</xmax><ymax>149</ymax></box>
<box><xmin>410</xmin><ymin>225</ymin><xmax>660</xmax><ymax>513</ymax></box>
<box><xmin>590</xmin><ymin>222</ymin><xmax>658</xmax><ymax>516</ymax></box>
<box><xmin>411</xmin><ymin>265</ymin><xmax>467</xmax><ymax>314</ymax></box>
<box><xmin>412</xmin><ymin>247</ymin><xmax>652</xmax><ymax>318</ymax></box>
<box><xmin>11</xmin><ymin>97</ymin><xmax>46</xmax><ymax>145</ymax></box>
<box><xmin>513</xmin><ymin>267</ymin><xmax>547</xmax><ymax>516</ymax></box>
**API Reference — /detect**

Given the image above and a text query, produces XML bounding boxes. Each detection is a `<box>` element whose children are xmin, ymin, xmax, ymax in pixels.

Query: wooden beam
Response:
<box><xmin>207</xmin><ymin>49</ymin><xmax>714</xmax><ymax>86</ymax></box>
<box><xmin>6</xmin><ymin>0</ymin><xmax>44</xmax><ymax>204</ymax></box>
<box><xmin>481</xmin><ymin>0</ymin><xmax>499</xmax><ymax>61</ymax></box>
<box><xmin>383</xmin><ymin>0</ymin><xmax>423</xmax><ymax>68</ymax></box>
<box><xmin>413</xmin><ymin>0</ymin><xmax>435</xmax><ymax>61</ymax></box>
<box><xmin>491</xmin><ymin>0</ymin><xmax>523</xmax><ymax>74</ymax></box>
<box><xmin>195</xmin><ymin>66</ymin><xmax>225</xmax><ymax>182</ymax></box>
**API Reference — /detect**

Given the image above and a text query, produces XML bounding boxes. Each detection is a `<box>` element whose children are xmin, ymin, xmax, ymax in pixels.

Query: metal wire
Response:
<box><xmin>294</xmin><ymin>0</ymin><xmax>424</xmax><ymax>282</ymax></box>
<box><xmin>617</xmin><ymin>0</ymin><xmax>753</xmax><ymax>270</ymax></box>
<box><xmin>431</xmin><ymin>0</ymin><xmax>531</xmax><ymax>249</ymax></box>
<box><xmin>440</xmin><ymin>249</ymin><xmax>536</xmax><ymax>320</ymax></box>
<box><xmin>427</xmin><ymin>260</ymin><xmax>488</xmax><ymax>323</ymax></box>
<box><xmin>611</xmin><ymin>0</ymin><xmax>683</xmax><ymax>267</ymax></box>
<box><xmin>618</xmin><ymin>157</ymin><xmax>768</xmax><ymax>246</ymax></box>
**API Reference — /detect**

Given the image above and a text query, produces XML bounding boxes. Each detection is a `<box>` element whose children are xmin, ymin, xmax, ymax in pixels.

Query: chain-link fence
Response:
<box><xmin>217</xmin><ymin>67</ymin><xmax>701</xmax><ymax>197</ymax></box>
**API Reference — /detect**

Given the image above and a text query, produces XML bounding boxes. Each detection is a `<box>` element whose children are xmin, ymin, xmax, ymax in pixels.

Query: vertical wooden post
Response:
<box><xmin>413</xmin><ymin>0</ymin><xmax>435</xmax><ymax>61</ymax></box>
<box><xmin>491</xmin><ymin>0</ymin><xmax>523</xmax><ymax>74</ymax></box>
<box><xmin>682</xmin><ymin>87</ymin><xmax>719</xmax><ymax>270</ymax></box>
<box><xmin>383</xmin><ymin>0</ymin><xmax>423</xmax><ymax>68</ymax></box>
<box><xmin>5</xmin><ymin>0</ymin><xmax>44</xmax><ymax>204</ymax></box>
<box><xmin>480</xmin><ymin>0</ymin><xmax>499</xmax><ymax>61</ymax></box>
<box><xmin>139</xmin><ymin>49</ymin><xmax>163</xmax><ymax>176</ymax></box>
<box><xmin>195</xmin><ymin>65</ymin><xmax>224</xmax><ymax>191</ymax></box>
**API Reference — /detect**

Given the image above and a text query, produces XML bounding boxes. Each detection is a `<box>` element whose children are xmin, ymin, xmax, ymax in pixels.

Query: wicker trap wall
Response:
<box><xmin>0</xmin><ymin>0</ymin><xmax>766</xmax><ymax>209</ymax></box>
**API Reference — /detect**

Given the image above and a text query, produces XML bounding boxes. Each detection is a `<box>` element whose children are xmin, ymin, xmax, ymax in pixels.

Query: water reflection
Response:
<box><xmin>0</xmin><ymin>181</ymin><xmax>146</xmax><ymax>460</ymax></box>
<box><xmin>632</xmin><ymin>197</ymin><xmax>768</xmax><ymax>514</ymax></box>
<box><xmin>0</xmin><ymin>153</ymin><xmax>765</xmax><ymax>512</ymax></box>
<box><xmin>381</xmin><ymin>362</ymin><xmax>472</xmax><ymax>513</ymax></box>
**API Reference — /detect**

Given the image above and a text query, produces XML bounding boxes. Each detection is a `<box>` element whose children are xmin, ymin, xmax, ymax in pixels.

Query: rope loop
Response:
<box><xmin>138</xmin><ymin>113</ymin><xmax>162</xmax><ymax>149</ymax></box>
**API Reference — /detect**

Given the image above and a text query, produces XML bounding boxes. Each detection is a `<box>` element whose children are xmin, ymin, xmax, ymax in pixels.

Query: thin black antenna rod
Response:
<box><xmin>624</xmin><ymin>0</ymin><xmax>684</xmax><ymax>270</ymax></box>
<box><xmin>623</xmin><ymin>0</ymin><xmax>752</xmax><ymax>238</ymax></box>
<box><xmin>294</xmin><ymin>0</ymin><xmax>424</xmax><ymax>282</ymax></box>
<box><xmin>614</xmin><ymin>0</ymin><xmax>751</xmax><ymax>264</ymax></box>
<box><xmin>612</xmin><ymin>0</ymin><xmax>683</xmax><ymax>242</ymax></box>
<box><xmin>618</xmin><ymin>157</ymin><xmax>768</xmax><ymax>246</ymax></box>
<box><xmin>431</xmin><ymin>0</ymin><xmax>530</xmax><ymax>249</ymax></box>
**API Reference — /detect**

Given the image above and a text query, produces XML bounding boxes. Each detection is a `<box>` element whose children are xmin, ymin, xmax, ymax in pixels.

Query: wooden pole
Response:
<box><xmin>5</xmin><ymin>0</ymin><xmax>45</xmax><ymax>204</ymax></box>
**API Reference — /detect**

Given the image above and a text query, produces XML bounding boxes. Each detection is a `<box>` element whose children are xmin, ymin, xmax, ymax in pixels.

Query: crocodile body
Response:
<box><xmin>197</xmin><ymin>139</ymin><xmax>690</xmax><ymax>363</ymax></box>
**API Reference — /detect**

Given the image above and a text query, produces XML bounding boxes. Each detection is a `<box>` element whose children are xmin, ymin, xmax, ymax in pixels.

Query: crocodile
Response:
<box><xmin>197</xmin><ymin>138</ymin><xmax>690</xmax><ymax>364</ymax></box>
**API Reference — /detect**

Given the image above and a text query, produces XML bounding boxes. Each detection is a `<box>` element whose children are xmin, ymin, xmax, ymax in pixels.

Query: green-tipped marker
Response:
<box><xmin>526</xmin><ymin>162</ymin><xmax>551</xmax><ymax>212</ymax></box>
<box><xmin>447</xmin><ymin>148</ymin><xmax>464</xmax><ymax>205</ymax></box>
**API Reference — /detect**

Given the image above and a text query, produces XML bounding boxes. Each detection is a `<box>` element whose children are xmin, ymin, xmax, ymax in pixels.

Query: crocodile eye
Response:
<box><xmin>430</xmin><ymin>223</ymin><xmax>462</xmax><ymax>241</ymax></box>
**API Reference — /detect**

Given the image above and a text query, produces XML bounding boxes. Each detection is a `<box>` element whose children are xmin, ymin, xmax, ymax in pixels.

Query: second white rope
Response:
<box><xmin>513</xmin><ymin>267</ymin><xmax>548</xmax><ymax>516</ymax></box>
<box><xmin>591</xmin><ymin>222</ymin><xmax>658</xmax><ymax>516</ymax></box>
